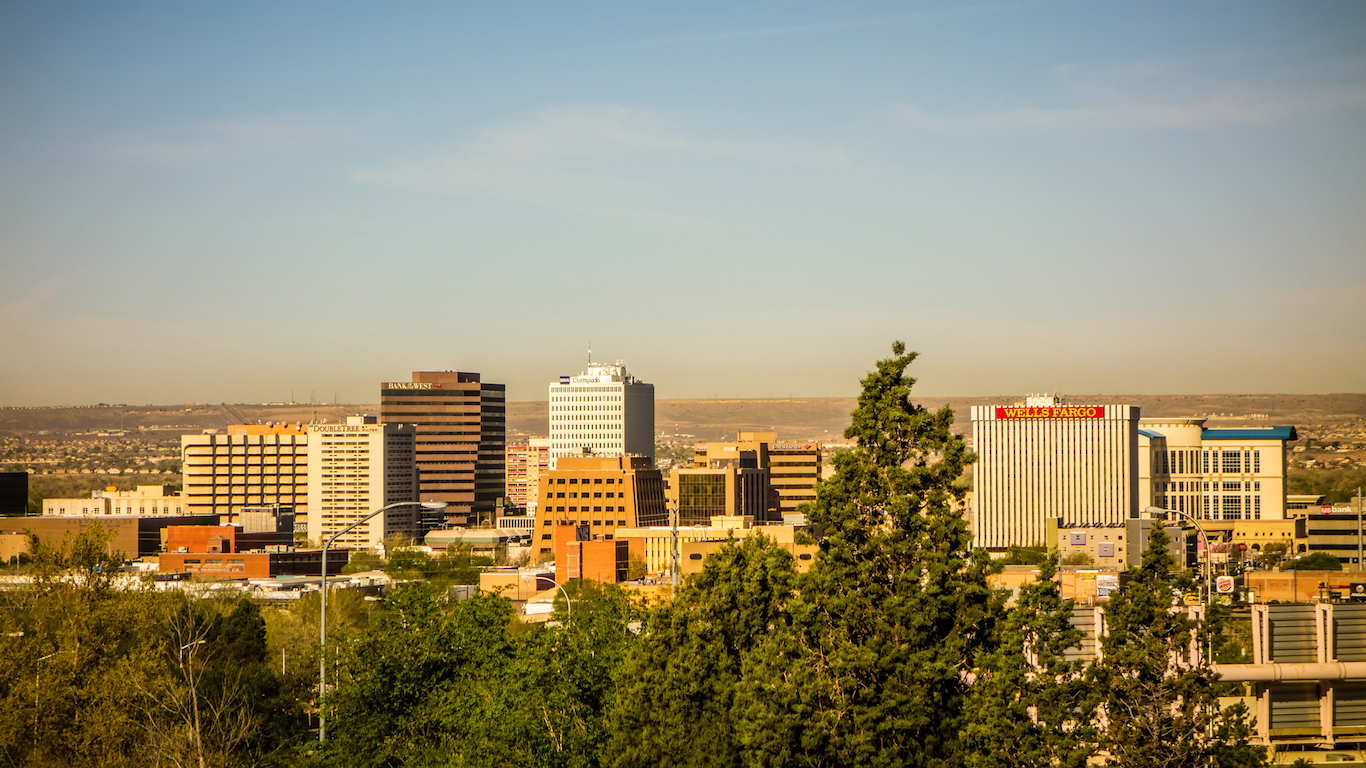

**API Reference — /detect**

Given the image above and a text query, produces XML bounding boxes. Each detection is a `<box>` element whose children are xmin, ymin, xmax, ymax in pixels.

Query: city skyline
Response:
<box><xmin>2</xmin><ymin>1</ymin><xmax>1364</xmax><ymax>406</ymax></box>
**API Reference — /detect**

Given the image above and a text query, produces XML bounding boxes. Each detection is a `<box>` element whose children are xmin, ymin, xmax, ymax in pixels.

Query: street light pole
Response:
<box><xmin>1162</xmin><ymin>507</ymin><xmax>1212</xmax><ymax>606</ymax></box>
<box><xmin>318</xmin><ymin>500</ymin><xmax>446</xmax><ymax>743</ymax></box>
<box><xmin>543</xmin><ymin>576</ymin><xmax>572</xmax><ymax>620</ymax></box>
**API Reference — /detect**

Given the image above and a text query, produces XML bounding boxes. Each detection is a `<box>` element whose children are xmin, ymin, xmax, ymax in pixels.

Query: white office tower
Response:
<box><xmin>306</xmin><ymin>415</ymin><xmax>418</xmax><ymax>550</ymax></box>
<box><xmin>971</xmin><ymin>395</ymin><xmax>1140</xmax><ymax>551</ymax></box>
<box><xmin>548</xmin><ymin>359</ymin><xmax>654</xmax><ymax>467</ymax></box>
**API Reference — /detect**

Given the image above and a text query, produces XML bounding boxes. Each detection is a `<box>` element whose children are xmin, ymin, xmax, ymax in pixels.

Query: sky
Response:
<box><xmin>1</xmin><ymin>1</ymin><xmax>1364</xmax><ymax>406</ymax></box>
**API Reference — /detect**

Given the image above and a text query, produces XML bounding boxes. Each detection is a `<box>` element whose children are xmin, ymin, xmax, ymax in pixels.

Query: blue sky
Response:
<box><xmin>2</xmin><ymin>1</ymin><xmax>1363</xmax><ymax>405</ymax></box>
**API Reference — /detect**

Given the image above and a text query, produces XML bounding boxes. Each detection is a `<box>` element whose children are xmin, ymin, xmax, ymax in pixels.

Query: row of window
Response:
<box><xmin>1157</xmin><ymin>480</ymin><xmax>1261</xmax><ymax>492</ymax></box>
<box><xmin>548</xmin><ymin>506</ymin><xmax>623</xmax><ymax>514</ymax></box>
<box><xmin>548</xmin><ymin>491</ymin><xmax>621</xmax><ymax>500</ymax></box>
<box><xmin>1154</xmin><ymin>448</ymin><xmax>1263</xmax><ymax>475</ymax></box>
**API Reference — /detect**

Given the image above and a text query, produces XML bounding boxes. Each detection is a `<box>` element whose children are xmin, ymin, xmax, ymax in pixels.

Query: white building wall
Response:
<box><xmin>548</xmin><ymin>360</ymin><xmax>655</xmax><ymax>466</ymax></box>
<box><xmin>307</xmin><ymin>418</ymin><xmax>417</xmax><ymax>550</ymax></box>
<box><xmin>971</xmin><ymin>403</ymin><xmax>1140</xmax><ymax>550</ymax></box>
<box><xmin>1138</xmin><ymin>418</ymin><xmax>1289</xmax><ymax>521</ymax></box>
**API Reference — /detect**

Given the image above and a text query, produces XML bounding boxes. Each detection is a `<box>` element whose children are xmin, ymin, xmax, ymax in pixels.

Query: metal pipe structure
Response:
<box><xmin>1212</xmin><ymin>662</ymin><xmax>1366</xmax><ymax>682</ymax></box>
<box><xmin>318</xmin><ymin>501</ymin><xmax>446</xmax><ymax>743</ymax></box>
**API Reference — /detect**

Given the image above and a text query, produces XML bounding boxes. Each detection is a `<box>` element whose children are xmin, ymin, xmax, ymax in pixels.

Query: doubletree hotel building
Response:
<box><xmin>380</xmin><ymin>371</ymin><xmax>506</xmax><ymax>527</ymax></box>
<box><xmin>971</xmin><ymin>396</ymin><xmax>1141</xmax><ymax>551</ymax></box>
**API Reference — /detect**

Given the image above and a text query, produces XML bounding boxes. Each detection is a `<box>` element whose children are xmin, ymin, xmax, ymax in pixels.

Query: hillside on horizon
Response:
<box><xmin>2</xmin><ymin>393</ymin><xmax>1362</xmax><ymax>445</ymax></box>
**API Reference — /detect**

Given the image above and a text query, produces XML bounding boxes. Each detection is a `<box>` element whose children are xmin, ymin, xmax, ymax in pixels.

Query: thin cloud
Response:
<box><xmin>0</xmin><ymin>279</ymin><xmax>61</xmax><ymax>322</ymax></box>
<box><xmin>94</xmin><ymin>112</ymin><xmax>361</xmax><ymax>167</ymax></box>
<box><xmin>355</xmin><ymin>104</ymin><xmax>853</xmax><ymax>216</ymax></box>
<box><xmin>580</xmin><ymin>0</ymin><xmax>1058</xmax><ymax>52</ymax></box>
<box><xmin>898</xmin><ymin>84</ymin><xmax>1366</xmax><ymax>133</ymax></box>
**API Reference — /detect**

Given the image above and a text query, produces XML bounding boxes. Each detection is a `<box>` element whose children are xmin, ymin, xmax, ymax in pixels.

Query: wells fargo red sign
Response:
<box><xmin>996</xmin><ymin>406</ymin><xmax>1105</xmax><ymax>419</ymax></box>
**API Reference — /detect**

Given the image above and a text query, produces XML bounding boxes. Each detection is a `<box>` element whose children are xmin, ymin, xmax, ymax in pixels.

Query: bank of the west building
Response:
<box><xmin>971</xmin><ymin>395</ymin><xmax>1297</xmax><ymax>551</ymax></box>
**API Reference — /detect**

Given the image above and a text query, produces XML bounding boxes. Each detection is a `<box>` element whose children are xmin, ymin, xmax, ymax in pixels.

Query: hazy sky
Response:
<box><xmin>2</xmin><ymin>1</ymin><xmax>1363</xmax><ymax>405</ymax></box>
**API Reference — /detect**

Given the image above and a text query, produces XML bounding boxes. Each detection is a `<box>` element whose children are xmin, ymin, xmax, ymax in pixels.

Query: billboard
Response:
<box><xmin>995</xmin><ymin>406</ymin><xmax>1106</xmax><ymax>419</ymax></box>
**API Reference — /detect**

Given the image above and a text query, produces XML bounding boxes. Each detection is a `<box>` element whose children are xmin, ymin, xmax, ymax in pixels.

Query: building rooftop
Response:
<box><xmin>1201</xmin><ymin>426</ymin><xmax>1298</xmax><ymax>441</ymax></box>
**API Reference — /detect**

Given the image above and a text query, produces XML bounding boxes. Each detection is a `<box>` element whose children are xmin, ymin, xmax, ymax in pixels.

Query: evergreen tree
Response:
<box><xmin>606</xmin><ymin>535</ymin><xmax>798</xmax><ymax>768</ymax></box>
<box><xmin>735</xmin><ymin>342</ymin><xmax>991</xmax><ymax>767</ymax></box>
<box><xmin>961</xmin><ymin>559</ymin><xmax>1095</xmax><ymax>768</ymax></box>
<box><xmin>1090</xmin><ymin>525</ymin><xmax>1266</xmax><ymax>768</ymax></box>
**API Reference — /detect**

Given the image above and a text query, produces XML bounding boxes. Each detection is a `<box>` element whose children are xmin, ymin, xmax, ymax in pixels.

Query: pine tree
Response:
<box><xmin>606</xmin><ymin>535</ymin><xmax>798</xmax><ymax>768</ymax></box>
<box><xmin>960</xmin><ymin>559</ymin><xmax>1095</xmax><ymax>768</ymax></box>
<box><xmin>735</xmin><ymin>341</ymin><xmax>992</xmax><ymax>767</ymax></box>
<box><xmin>1091</xmin><ymin>525</ymin><xmax>1266</xmax><ymax>768</ymax></box>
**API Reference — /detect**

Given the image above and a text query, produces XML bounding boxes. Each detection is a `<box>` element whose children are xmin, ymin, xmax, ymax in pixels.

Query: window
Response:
<box><xmin>618</xmin><ymin>519</ymin><xmax>626</xmax><ymax>525</ymax></box>
<box><xmin>1222</xmin><ymin>495</ymin><xmax>1242</xmax><ymax>520</ymax></box>
<box><xmin>1221</xmin><ymin>451</ymin><xmax>1242</xmax><ymax>474</ymax></box>
<box><xmin>594</xmin><ymin>478</ymin><xmax>602</xmax><ymax>484</ymax></box>
<box><xmin>1202</xmin><ymin>451</ymin><xmax>1210</xmax><ymax>473</ymax></box>
<box><xmin>592</xmin><ymin>520</ymin><xmax>601</xmax><ymax>526</ymax></box>
<box><xmin>543</xmin><ymin>519</ymin><xmax>552</xmax><ymax>526</ymax></box>
<box><xmin>1254</xmin><ymin>450</ymin><xmax>1261</xmax><ymax>473</ymax></box>
<box><xmin>541</xmin><ymin>534</ymin><xmax>551</xmax><ymax>540</ymax></box>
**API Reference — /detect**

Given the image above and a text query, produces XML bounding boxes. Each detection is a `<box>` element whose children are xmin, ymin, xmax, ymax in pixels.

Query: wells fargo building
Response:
<box><xmin>971</xmin><ymin>397</ymin><xmax>1140</xmax><ymax>551</ymax></box>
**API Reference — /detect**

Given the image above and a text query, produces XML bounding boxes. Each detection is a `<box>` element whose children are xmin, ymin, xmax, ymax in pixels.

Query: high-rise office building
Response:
<box><xmin>692</xmin><ymin>432</ymin><xmax>819</xmax><ymax>521</ymax></box>
<box><xmin>0</xmin><ymin>472</ymin><xmax>29</xmax><ymax>517</ymax></box>
<box><xmin>181</xmin><ymin>424</ymin><xmax>310</xmax><ymax>520</ymax></box>
<box><xmin>547</xmin><ymin>360</ymin><xmax>654</xmax><ymax>467</ymax></box>
<box><xmin>380</xmin><ymin>371</ymin><xmax>506</xmax><ymax>527</ymax></box>
<box><xmin>971</xmin><ymin>396</ymin><xmax>1141</xmax><ymax>551</ymax></box>
<box><xmin>1137</xmin><ymin>419</ymin><xmax>1295</xmax><ymax>521</ymax></box>
<box><xmin>306</xmin><ymin>416</ymin><xmax>418</xmax><ymax>550</ymax></box>
<box><xmin>506</xmin><ymin>437</ymin><xmax>551</xmax><ymax>512</ymax></box>
<box><xmin>530</xmin><ymin>455</ymin><xmax>668</xmax><ymax>561</ymax></box>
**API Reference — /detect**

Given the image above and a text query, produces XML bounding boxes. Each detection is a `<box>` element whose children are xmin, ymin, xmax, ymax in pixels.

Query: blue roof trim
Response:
<box><xmin>1201</xmin><ymin>426</ymin><xmax>1298</xmax><ymax>441</ymax></box>
<box><xmin>1138</xmin><ymin>429</ymin><xmax>1165</xmax><ymax>439</ymax></box>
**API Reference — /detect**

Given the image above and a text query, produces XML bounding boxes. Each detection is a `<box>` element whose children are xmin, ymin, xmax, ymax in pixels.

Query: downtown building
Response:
<box><xmin>691</xmin><ymin>432</ymin><xmax>820</xmax><ymax>522</ymax></box>
<box><xmin>971</xmin><ymin>396</ymin><xmax>1141</xmax><ymax>551</ymax></box>
<box><xmin>181</xmin><ymin>423</ymin><xmax>311</xmax><ymax>521</ymax></box>
<box><xmin>530</xmin><ymin>455</ymin><xmax>668</xmax><ymax>561</ymax></box>
<box><xmin>380</xmin><ymin>371</ymin><xmax>506</xmax><ymax>527</ymax></box>
<box><xmin>547</xmin><ymin>360</ymin><xmax>654</xmax><ymax>467</ymax></box>
<box><xmin>306</xmin><ymin>416</ymin><xmax>418</xmax><ymax>550</ymax></box>
<box><xmin>971</xmin><ymin>394</ymin><xmax>1298</xmax><ymax>553</ymax></box>
<box><xmin>506</xmin><ymin>437</ymin><xmax>551</xmax><ymax>512</ymax></box>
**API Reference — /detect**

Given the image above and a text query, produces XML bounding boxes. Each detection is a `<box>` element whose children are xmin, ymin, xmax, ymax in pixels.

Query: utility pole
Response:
<box><xmin>670</xmin><ymin>501</ymin><xmax>679</xmax><ymax>598</ymax></box>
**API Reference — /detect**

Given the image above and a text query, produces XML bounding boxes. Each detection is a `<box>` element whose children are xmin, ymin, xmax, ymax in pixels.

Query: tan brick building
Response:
<box><xmin>531</xmin><ymin>456</ymin><xmax>667</xmax><ymax>561</ymax></box>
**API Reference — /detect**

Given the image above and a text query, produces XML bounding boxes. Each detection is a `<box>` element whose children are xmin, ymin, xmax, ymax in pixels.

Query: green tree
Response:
<box><xmin>998</xmin><ymin>545</ymin><xmax>1050</xmax><ymax>566</ymax></box>
<box><xmin>1090</xmin><ymin>525</ymin><xmax>1266</xmax><ymax>767</ymax></box>
<box><xmin>1289</xmin><ymin>551</ymin><xmax>1342</xmax><ymax>571</ymax></box>
<box><xmin>607</xmin><ymin>535</ymin><xmax>798</xmax><ymax>768</ymax></box>
<box><xmin>961</xmin><ymin>559</ymin><xmax>1095</xmax><ymax>768</ymax></box>
<box><xmin>735</xmin><ymin>342</ymin><xmax>991</xmax><ymax>767</ymax></box>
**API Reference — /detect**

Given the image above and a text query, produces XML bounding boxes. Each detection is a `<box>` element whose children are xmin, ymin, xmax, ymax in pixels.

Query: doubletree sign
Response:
<box><xmin>995</xmin><ymin>406</ymin><xmax>1106</xmax><ymax>419</ymax></box>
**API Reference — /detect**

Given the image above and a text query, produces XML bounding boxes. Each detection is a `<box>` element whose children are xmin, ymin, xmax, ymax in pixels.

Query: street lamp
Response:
<box><xmin>543</xmin><ymin>576</ymin><xmax>572</xmax><ymax>620</ymax></box>
<box><xmin>318</xmin><ymin>500</ymin><xmax>446</xmax><ymax>742</ymax></box>
<box><xmin>1149</xmin><ymin>506</ymin><xmax>1212</xmax><ymax>606</ymax></box>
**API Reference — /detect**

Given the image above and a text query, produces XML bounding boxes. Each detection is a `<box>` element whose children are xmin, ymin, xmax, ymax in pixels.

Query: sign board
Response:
<box><xmin>996</xmin><ymin>406</ymin><xmax>1106</xmax><ymax>419</ymax></box>
<box><xmin>1351</xmin><ymin>583</ymin><xmax>1366</xmax><ymax>602</ymax></box>
<box><xmin>1323</xmin><ymin>506</ymin><xmax>1336</xmax><ymax>515</ymax></box>
<box><xmin>1216</xmin><ymin>576</ymin><xmax>1235</xmax><ymax>594</ymax></box>
<box><xmin>383</xmin><ymin>382</ymin><xmax>442</xmax><ymax>390</ymax></box>
<box><xmin>1097</xmin><ymin>574</ymin><xmax>1119</xmax><ymax>598</ymax></box>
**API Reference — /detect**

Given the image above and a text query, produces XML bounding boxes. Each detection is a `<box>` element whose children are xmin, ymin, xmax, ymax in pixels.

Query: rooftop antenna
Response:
<box><xmin>588</xmin><ymin>340</ymin><xmax>592</xmax><ymax>366</ymax></box>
